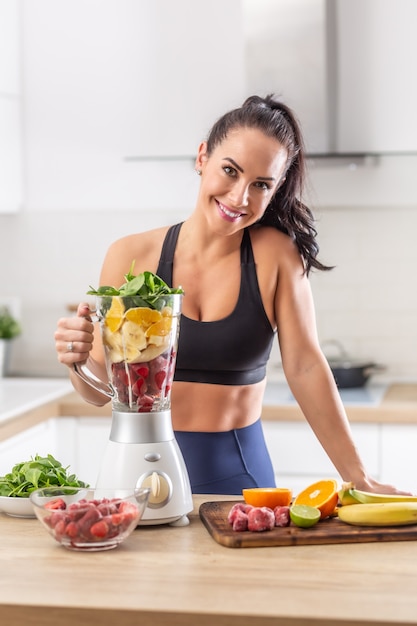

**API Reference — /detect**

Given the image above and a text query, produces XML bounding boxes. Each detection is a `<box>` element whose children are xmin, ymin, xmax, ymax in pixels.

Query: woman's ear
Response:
<box><xmin>195</xmin><ymin>141</ymin><xmax>208</xmax><ymax>172</ymax></box>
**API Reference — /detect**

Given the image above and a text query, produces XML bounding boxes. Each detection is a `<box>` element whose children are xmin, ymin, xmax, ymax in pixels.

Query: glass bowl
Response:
<box><xmin>30</xmin><ymin>486</ymin><xmax>150</xmax><ymax>551</ymax></box>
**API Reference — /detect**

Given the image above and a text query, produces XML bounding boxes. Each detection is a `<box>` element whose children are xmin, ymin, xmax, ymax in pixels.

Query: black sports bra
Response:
<box><xmin>156</xmin><ymin>223</ymin><xmax>275</xmax><ymax>385</ymax></box>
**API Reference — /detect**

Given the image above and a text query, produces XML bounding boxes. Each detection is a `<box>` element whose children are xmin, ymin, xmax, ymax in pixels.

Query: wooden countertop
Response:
<box><xmin>262</xmin><ymin>383</ymin><xmax>417</xmax><ymax>423</ymax></box>
<box><xmin>2</xmin><ymin>494</ymin><xmax>417</xmax><ymax>626</ymax></box>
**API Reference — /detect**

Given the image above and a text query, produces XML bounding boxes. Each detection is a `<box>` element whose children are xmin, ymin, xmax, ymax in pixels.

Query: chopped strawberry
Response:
<box><xmin>132</xmin><ymin>376</ymin><xmax>148</xmax><ymax>398</ymax></box>
<box><xmin>274</xmin><ymin>505</ymin><xmax>291</xmax><ymax>527</ymax></box>
<box><xmin>112</xmin><ymin>363</ymin><xmax>129</xmax><ymax>386</ymax></box>
<box><xmin>247</xmin><ymin>507</ymin><xmax>275</xmax><ymax>532</ymax></box>
<box><xmin>130</xmin><ymin>363</ymin><xmax>150</xmax><ymax>379</ymax></box>
<box><xmin>54</xmin><ymin>519</ymin><xmax>67</xmax><ymax>540</ymax></box>
<box><xmin>97</xmin><ymin>501</ymin><xmax>118</xmax><ymax>516</ymax></box>
<box><xmin>118</xmin><ymin>501</ymin><xmax>139</xmax><ymax>523</ymax></box>
<box><xmin>111</xmin><ymin>513</ymin><xmax>124</xmax><ymax>526</ymax></box>
<box><xmin>48</xmin><ymin>511</ymin><xmax>64</xmax><ymax>528</ymax></box>
<box><xmin>44</xmin><ymin>498</ymin><xmax>66</xmax><ymax>511</ymax></box>
<box><xmin>90</xmin><ymin>520</ymin><xmax>109</xmax><ymax>539</ymax></box>
<box><xmin>78</xmin><ymin>507</ymin><xmax>101</xmax><ymax>536</ymax></box>
<box><xmin>227</xmin><ymin>502</ymin><xmax>253</xmax><ymax>525</ymax></box>
<box><xmin>154</xmin><ymin>370</ymin><xmax>166</xmax><ymax>390</ymax></box>
<box><xmin>67</xmin><ymin>501</ymin><xmax>88</xmax><ymax>521</ymax></box>
<box><xmin>64</xmin><ymin>521</ymin><xmax>79</xmax><ymax>538</ymax></box>
<box><xmin>137</xmin><ymin>394</ymin><xmax>154</xmax><ymax>412</ymax></box>
<box><xmin>232</xmin><ymin>509</ymin><xmax>249</xmax><ymax>532</ymax></box>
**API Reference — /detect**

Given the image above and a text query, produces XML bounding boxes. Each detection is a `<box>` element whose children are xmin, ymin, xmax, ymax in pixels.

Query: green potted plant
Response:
<box><xmin>0</xmin><ymin>306</ymin><xmax>21</xmax><ymax>377</ymax></box>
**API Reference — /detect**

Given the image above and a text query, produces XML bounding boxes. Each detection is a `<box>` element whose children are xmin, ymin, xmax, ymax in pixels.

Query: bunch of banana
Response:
<box><xmin>337</xmin><ymin>482</ymin><xmax>417</xmax><ymax>527</ymax></box>
<box><xmin>338</xmin><ymin>502</ymin><xmax>417</xmax><ymax>526</ymax></box>
<box><xmin>338</xmin><ymin>482</ymin><xmax>417</xmax><ymax>506</ymax></box>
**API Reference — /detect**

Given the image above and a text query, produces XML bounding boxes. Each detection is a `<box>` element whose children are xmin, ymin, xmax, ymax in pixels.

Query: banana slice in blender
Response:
<box><xmin>121</xmin><ymin>321</ymin><xmax>147</xmax><ymax>362</ymax></box>
<box><xmin>102</xmin><ymin>325</ymin><xmax>125</xmax><ymax>363</ymax></box>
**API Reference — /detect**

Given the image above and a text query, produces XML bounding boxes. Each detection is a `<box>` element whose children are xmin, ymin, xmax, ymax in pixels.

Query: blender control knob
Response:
<box><xmin>141</xmin><ymin>471</ymin><xmax>171</xmax><ymax>507</ymax></box>
<box><xmin>151</xmin><ymin>471</ymin><xmax>161</xmax><ymax>498</ymax></box>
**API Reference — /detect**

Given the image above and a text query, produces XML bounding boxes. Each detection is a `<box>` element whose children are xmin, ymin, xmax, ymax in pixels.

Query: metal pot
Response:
<box><xmin>322</xmin><ymin>340</ymin><xmax>386</xmax><ymax>389</ymax></box>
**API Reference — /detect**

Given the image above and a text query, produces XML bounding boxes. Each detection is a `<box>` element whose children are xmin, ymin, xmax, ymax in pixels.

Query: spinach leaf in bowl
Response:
<box><xmin>0</xmin><ymin>454</ymin><xmax>88</xmax><ymax>498</ymax></box>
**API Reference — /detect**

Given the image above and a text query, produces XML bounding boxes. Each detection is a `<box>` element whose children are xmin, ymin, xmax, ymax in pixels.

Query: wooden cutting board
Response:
<box><xmin>199</xmin><ymin>500</ymin><xmax>417</xmax><ymax>548</ymax></box>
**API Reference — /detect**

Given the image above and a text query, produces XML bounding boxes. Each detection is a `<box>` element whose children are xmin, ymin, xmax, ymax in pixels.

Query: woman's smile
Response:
<box><xmin>216</xmin><ymin>199</ymin><xmax>245</xmax><ymax>222</ymax></box>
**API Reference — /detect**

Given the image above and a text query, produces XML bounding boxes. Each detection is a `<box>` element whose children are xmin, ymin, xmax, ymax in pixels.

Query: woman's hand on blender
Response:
<box><xmin>55</xmin><ymin>303</ymin><xmax>95</xmax><ymax>367</ymax></box>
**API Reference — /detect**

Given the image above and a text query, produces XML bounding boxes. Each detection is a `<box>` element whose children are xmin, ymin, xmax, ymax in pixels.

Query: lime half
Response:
<box><xmin>290</xmin><ymin>504</ymin><xmax>321</xmax><ymax>528</ymax></box>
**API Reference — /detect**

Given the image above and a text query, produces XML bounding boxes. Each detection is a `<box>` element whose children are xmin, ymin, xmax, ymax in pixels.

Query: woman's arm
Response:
<box><xmin>275</xmin><ymin>241</ymin><xmax>409</xmax><ymax>494</ymax></box>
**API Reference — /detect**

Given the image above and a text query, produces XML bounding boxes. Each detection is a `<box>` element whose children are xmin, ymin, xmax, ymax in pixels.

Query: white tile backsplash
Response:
<box><xmin>309</xmin><ymin>205</ymin><xmax>417</xmax><ymax>381</ymax></box>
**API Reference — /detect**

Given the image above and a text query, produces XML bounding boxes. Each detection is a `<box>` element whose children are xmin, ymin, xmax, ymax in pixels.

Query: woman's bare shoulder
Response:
<box><xmin>110</xmin><ymin>225</ymin><xmax>170</xmax><ymax>250</ymax></box>
<box><xmin>101</xmin><ymin>225</ymin><xmax>173</xmax><ymax>284</ymax></box>
<box><xmin>249</xmin><ymin>225</ymin><xmax>300</xmax><ymax>259</ymax></box>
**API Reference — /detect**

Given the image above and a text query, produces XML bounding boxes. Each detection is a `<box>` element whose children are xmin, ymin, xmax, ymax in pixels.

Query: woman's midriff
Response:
<box><xmin>170</xmin><ymin>378</ymin><xmax>266</xmax><ymax>432</ymax></box>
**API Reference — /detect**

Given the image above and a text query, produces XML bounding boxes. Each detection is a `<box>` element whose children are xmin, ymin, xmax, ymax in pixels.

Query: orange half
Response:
<box><xmin>242</xmin><ymin>487</ymin><xmax>292</xmax><ymax>509</ymax></box>
<box><xmin>293</xmin><ymin>479</ymin><xmax>339</xmax><ymax>519</ymax></box>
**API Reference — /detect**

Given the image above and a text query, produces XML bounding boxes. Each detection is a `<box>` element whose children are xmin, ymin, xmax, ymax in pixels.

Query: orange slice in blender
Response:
<box><xmin>104</xmin><ymin>297</ymin><xmax>125</xmax><ymax>333</ymax></box>
<box><xmin>125</xmin><ymin>307</ymin><xmax>162</xmax><ymax>328</ymax></box>
<box><xmin>145</xmin><ymin>316</ymin><xmax>172</xmax><ymax>337</ymax></box>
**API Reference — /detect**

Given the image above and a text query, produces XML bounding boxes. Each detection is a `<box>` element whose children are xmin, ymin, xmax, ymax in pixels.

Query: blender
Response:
<box><xmin>74</xmin><ymin>292</ymin><xmax>193</xmax><ymax>526</ymax></box>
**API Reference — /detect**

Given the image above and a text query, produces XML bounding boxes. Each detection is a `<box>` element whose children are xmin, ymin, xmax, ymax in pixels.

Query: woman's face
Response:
<box><xmin>196</xmin><ymin>126</ymin><xmax>288</xmax><ymax>230</ymax></box>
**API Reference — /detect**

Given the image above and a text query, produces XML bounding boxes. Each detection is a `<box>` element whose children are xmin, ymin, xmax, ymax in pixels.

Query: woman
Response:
<box><xmin>55</xmin><ymin>95</ymin><xmax>404</xmax><ymax>495</ymax></box>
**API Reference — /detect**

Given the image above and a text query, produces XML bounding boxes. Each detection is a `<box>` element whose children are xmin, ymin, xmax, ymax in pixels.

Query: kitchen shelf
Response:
<box><xmin>124</xmin><ymin>151</ymin><xmax>417</xmax><ymax>169</ymax></box>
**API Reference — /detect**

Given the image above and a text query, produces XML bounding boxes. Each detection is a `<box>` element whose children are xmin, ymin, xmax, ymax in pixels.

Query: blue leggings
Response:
<box><xmin>174</xmin><ymin>419</ymin><xmax>276</xmax><ymax>495</ymax></box>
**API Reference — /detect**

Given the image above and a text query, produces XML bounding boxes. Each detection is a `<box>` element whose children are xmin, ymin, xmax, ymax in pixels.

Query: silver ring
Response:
<box><xmin>67</xmin><ymin>341</ymin><xmax>74</xmax><ymax>353</ymax></box>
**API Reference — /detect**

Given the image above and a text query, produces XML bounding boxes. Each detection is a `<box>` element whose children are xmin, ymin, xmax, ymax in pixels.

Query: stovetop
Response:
<box><xmin>264</xmin><ymin>381</ymin><xmax>388</xmax><ymax>407</ymax></box>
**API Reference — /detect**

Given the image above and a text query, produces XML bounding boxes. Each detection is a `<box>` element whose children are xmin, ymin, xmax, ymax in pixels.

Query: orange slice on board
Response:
<box><xmin>293</xmin><ymin>479</ymin><xmax>339</xmax><ymax>519</ymax></box>
<box><xmin>242</xmin><ymin>487</ymin><xmax>292</xmax><ymax>509</ymax></box>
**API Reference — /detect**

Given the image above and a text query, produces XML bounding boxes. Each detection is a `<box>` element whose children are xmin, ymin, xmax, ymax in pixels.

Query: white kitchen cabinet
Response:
<box><xmin>0</xmin><ymin>97</ymin><xmax>22</xmax><ymax>213</ymax></box>
<box><xmin>0</xmin><ymin>0</ymin><xmax>22</xmax><ymax>213</ymax></box>
<box><xmin>262</xmin><ymin>420</ymin><xmax>380</xmax><ymax>494</ymax></box>
<box><xmin>380</xmin><ymin>425</ymin><xmax>417</xmax><ymax>494</ymax></box>
<box><xmin>0</xmin><ymin>0</ymin><xmax>21</xmax><ymax>95</ymax></box>
<box><xmin>0</xmin><ymin>417</ymin><xmax>111</xmax><ymax>487</ymax></box>
<box><xmin>75</xmin><ymin>417</ymin><xmax>112</xmax><ymax>486</ymax></box>
<box><xmin>0</xmin><ymin>420</ymin><xmax>55</xmax><ymax>475</ymax></box>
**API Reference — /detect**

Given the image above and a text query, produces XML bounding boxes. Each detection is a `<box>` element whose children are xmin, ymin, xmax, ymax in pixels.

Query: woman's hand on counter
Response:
<box><xmin>354</xmin><ymin>476</ymin><xmax>413</xmax><ymax>496</ymax></box>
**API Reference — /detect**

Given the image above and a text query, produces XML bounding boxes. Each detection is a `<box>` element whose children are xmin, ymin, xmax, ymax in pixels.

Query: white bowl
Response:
<box><xmin>0</xmin><ymin>495</ymin><xmax>35</xmax><ymax>518</ymax></box>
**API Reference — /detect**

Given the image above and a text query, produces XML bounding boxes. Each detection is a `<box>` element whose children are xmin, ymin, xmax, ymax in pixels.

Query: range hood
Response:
<box><xmin>124</xmin><ymin>0</ymin><xmax>417</xmax><ymax>162</ymax></box>
<box><xmin>243</xmin><ymin>0</ymin><xmax>417</xmax><ymax>157</ymax></box>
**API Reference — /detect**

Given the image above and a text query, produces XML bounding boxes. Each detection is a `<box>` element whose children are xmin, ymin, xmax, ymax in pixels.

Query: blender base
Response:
<box><xmin>95</xmin><ymin>414</ymin><xmax>193</xmax><ymax>526</ymax></box>
<box><xmin>138</xmin><ymin>513</ymin><xmax>190</xmax><ymax>527</ymax></box>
